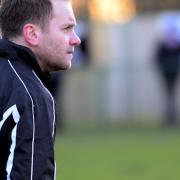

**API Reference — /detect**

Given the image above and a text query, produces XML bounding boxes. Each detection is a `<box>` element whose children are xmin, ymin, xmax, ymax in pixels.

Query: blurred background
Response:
<box><xmin>51</xmin><ymin>0</ymin><xmax>180</xmax><ymax>126</ymax></box>
<box><xmin>50</xmin><ymin>0</ymin><xmax>180</xmax><ymax>179</ymax></box>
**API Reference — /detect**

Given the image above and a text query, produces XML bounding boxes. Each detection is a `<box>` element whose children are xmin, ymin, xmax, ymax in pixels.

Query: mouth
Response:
<box><xmin>67</xmin><ymin>51</ymin><xmax>74</xmax><ymax>59</ymax></box>
<box><xmin>67</xmin><ymin>49</ymin><xmax>74</xmax><ymax>54</ymax></box>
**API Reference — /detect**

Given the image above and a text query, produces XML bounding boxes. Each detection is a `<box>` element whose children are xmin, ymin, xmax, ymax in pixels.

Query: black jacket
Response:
<box><xmin>0</xmin><ymin>39</ymin><xmax>56</xmax><ymax>180</ymax></box>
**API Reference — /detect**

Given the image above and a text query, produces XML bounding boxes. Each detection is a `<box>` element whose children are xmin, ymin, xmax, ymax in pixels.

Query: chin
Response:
<box><xmin>50</xmin><ymin>60</ymin><xmax>72</xmax><ymax>71</ymax></box>
<box><xmin>60</xmin><ymin>63</ymin><xmax>72</xmax><ymax>70</ymax></box>
<box><xmin>66</xmin><ymin>61</ymin><xmax>72</xmax><ymax>69</ymax></box>
<box><xmin>65</xmin><ymin>64</ymin><xmax>72</xmax><ymax>70</ymax></box>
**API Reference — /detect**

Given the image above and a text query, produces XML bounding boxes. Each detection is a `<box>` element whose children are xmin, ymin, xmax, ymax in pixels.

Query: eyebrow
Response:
<box><xmin>62</xmin><ymin>22</ymin><xmax>76</xmax><ymax>28</ymax></box>
<box><xmin>63</xmin><ymin>18</ymin><xmax>77</xmax><ymax>27</ymax></box>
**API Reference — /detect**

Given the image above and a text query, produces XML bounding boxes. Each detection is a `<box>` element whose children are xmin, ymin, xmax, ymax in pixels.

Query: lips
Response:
<box><xmin>67</xmin><ymin>48</ymin><xmax>74</xmax><ymax>54</ymax></box>
<box><xmin>67</xmin><ymin>51</ymin><xmax>74</xmax><ymax>54</ymax></box>
<box><xmin>67</xmin><ymin>51</ymin><xmax>74</xmax><ymax>60</ymax></box>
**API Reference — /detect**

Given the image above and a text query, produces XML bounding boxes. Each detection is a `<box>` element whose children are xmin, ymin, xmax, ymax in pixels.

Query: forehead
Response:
<box><xmin>51</xmin><ymin>0</ymin><xmax>76</xmax><ymax>24</ymax></box>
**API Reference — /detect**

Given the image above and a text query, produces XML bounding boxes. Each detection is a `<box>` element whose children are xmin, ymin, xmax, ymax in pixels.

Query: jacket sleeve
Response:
<box><xmin>0</xmin><ymin>90</ymin><xmax>36</xmax><ymax>179</ymax></box>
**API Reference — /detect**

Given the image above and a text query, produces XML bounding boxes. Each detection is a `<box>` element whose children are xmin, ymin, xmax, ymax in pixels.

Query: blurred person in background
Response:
<box><xmin>155</xmin><ymin>13</ymin><xmax>180</xmax><ymax>126</ymax></box>
<box><xmin>46</xmin><ymin>71</ymin><xmax>65</xmax><ymax>130</ymax></box>
<box><xmin>0</xmin><ymin>0</ymin><xmax>80</xmax><ymax>179</ymax></box>
<box><xmin>73</xmin><ymin>20</ymin><xmax>90</xmax><ymax>68</ymax></box>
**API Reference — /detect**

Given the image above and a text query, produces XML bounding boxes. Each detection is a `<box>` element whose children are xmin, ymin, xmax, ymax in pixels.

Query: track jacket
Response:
<box><xmin>0</xmin><ymin>39</ymin><xmax>56</xmax><ymax>180</ymax></box>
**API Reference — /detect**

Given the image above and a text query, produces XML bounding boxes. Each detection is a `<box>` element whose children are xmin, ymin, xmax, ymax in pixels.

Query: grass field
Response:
<box><xmin>55</xmin><ymin>123</ymin><xmax>180</xmax><ymax>180</ymax></box>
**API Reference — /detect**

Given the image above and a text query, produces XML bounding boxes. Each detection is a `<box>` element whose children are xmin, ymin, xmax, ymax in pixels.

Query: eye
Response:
<box><xmin>63</xmin><ymin>25</ymin><xmax>74</xmax><ymax>32</ymax></box>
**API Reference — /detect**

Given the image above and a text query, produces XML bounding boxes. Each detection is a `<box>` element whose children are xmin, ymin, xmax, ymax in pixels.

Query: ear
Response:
<box><xmin>23</xmin><ymin>24</ymin><xmax>41</xmax><ymax>47</ymax></box>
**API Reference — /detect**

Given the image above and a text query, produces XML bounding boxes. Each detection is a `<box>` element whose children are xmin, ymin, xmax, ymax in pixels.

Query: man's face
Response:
<box><xmin>36</xmin><ymin>0</ymin><xmax>81</xmax><ymax>72</ymax></box>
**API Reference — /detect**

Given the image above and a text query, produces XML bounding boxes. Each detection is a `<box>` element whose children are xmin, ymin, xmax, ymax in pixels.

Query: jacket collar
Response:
<box><xmin>0</xmin><ymin>38</ymin><xmax>50</xmax><ymax>84</ymax></box>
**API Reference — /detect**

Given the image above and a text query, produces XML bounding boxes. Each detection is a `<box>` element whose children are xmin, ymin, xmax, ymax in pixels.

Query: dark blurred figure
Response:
<box><xmin>155</xmin><ymin>27</ymin><xmax>180</xmax><ymax>126</ymax></box>
<box><xmin>73</xmin><ymin>20</ymin><xmax>90</xmax><ymax>68</ymax></box>
<box><xmin>46</xmin><ymin>72</ymin><xmax>65</xmax><ymax>130</ymax></box>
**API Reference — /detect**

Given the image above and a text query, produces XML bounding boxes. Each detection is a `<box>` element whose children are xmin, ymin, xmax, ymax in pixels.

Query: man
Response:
<box><xmin>155</xmin><ymin>15</ymin><xmax>180</xmax><ymax>126</ymax></box>
<box><xmin>0</xmin><ymin>0</ymin><xmax>80</xmax><ymax>179</ymax></box>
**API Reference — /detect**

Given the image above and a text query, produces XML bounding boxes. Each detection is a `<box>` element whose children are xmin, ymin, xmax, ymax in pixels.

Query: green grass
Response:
<box><xmin>55</xmin><ymin>124</ymin><xmax>180</xmax><ymax>180</ymax></box>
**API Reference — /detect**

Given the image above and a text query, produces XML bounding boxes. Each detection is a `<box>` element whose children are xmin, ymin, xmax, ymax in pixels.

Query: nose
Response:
<box><xmin>70</xmin><ymin>31</ymin><xmax>81</xmax><ymax>46</ymax></box>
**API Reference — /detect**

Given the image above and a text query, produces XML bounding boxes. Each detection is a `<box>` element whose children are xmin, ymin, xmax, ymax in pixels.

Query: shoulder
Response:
<box><xmin>0</xmin><ymin>58</ymin><xmax>35</xmax><ymax>110</ymax></box>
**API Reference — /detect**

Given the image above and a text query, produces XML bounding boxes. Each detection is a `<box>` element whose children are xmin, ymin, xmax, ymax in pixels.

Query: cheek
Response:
<box><xmin>53</xmin><ymin>32</ymin><xmax>70</xmax><ymax>45</ymax></box>
<box><xmin>40</xmin><ymin>31</ymin><xmax>69</xmax><ymax>53</ymax></box>
<box><xmin>54</xmin><ymin>38</ymin><xmax>69</xmax><ymax>53</ymax></box>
